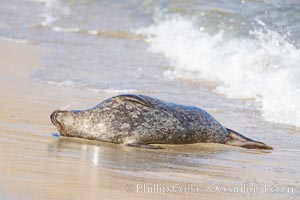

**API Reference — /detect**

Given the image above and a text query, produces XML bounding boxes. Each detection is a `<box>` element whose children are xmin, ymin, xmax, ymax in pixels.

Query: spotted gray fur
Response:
<box><xmin>50</xmin><ymin>94</ymin><xmax>272</xmax><ymax>150</ymax></box>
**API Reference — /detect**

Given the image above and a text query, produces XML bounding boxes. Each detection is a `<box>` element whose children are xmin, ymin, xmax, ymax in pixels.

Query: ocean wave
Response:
<box><xmin>38</xmin><ymin>0</ymin><xmax>70</xmax><ymax>26</ymax></box>
<box><xmin>44</xmin><ymin>80</ymin><xmax>140</xmax><ymax>94</ymax></box>
<box><xmin>0</xmin><ymin>37</ymin><xmax>29</xmax><ymax>44</ymax></box>
<box><xmin>137</xmin><ymin>15</ymin><xmax>300</xmax><ymax>127</ymax></box>
<box><xmin>40</xmin><ymin>25</ymin><xmax>144</xmax><ymax>40</ymax></box>
<box><xmin>86</xmin><ymin>88</ymin><xmax>139</xmax><ymax>94</ymax></box>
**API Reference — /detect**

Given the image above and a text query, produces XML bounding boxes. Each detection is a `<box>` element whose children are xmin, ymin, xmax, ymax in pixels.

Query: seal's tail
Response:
<box><xmin>225</xmin><ymin>128</ymin><xmax>273</xmax><ymax>150</ymax></box>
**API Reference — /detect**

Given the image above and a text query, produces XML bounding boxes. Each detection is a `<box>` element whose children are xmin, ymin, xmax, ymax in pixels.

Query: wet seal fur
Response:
<box><xmin>50</xmin><ymin>94</ymin><xmax>272</xmax><ymax>150</ymax></box>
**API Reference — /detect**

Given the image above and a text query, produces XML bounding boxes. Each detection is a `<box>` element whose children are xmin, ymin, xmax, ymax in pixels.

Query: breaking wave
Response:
<box><xmin>138</xmin><ymin>15</ymin><xmax>300</xmax><ymax>127</ymax></box>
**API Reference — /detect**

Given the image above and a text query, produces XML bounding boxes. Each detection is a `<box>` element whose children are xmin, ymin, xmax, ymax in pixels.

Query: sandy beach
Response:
<box><xmin>0</xmin><ymin>39</ymin><xmax>299</xmax><ymax>200</ymax></box>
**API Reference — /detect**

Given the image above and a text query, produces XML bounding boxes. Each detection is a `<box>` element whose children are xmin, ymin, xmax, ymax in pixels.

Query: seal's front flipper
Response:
<box><xmin>225</xmin><ymin>128</ymin><xmax>273</xmax><ymax>150</ymax></box>
<box><xmin>125</xmin><ymin>142</ymin><xmax>164</xmax><ymax>149</ymax></box>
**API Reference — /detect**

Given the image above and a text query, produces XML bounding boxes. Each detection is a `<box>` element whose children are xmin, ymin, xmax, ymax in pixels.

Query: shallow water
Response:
<box><xmin>0</xmin><ymin>0</ymin><xmax>300</xmax><ymax>199</ymax></box>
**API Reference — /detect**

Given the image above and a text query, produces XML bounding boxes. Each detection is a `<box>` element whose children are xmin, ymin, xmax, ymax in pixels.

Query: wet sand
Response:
<box><xmin>0</xmin><ymin>39</ymin><xmax>299</xmax><ymax>200</ymax></box>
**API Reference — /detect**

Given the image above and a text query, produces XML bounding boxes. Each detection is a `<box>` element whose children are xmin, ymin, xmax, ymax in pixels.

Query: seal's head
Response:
<box><xmin>50</xmin><ymin>110</ymin><xmax>75</xmax><ymax>136</ymax></box>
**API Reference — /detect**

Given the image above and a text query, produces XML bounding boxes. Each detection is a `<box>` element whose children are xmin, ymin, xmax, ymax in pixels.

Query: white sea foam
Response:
<box><xmin>137</xmin><ymin>15</ymin><xmax>300</xmax><ymax>127</ymax></box>
<box><xmin>39</xmin><ymin>0</ymin><xmax>70</xmax><ymax>26</ymax></box>
<box><xmin>86</xmin><ymin>88</ymin><xmax>139</xmax><ymax>94</ymax></box>
<box><xmin>45</xmin><ymin>80</ymin><xmax>139</xmax><ymax>94</ymax></box>
<box><xmin>0</xmin><ymin>37</ymin><xmax>29</xmax><ymax>44</ymax></box>
<box><xmin>51</xmin><ymin>26</ymin><xmax>81</xmax><ymax>33</ymax></box>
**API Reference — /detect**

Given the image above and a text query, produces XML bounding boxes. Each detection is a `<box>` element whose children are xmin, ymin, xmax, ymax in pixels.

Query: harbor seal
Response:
<box><xmin>50</xmin><ymin>94</ymin><xmax>272</xmax><ymax>150</ymax></box>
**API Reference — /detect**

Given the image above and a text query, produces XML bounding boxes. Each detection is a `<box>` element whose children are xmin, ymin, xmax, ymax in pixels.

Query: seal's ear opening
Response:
<box><xmin>225</xmin><ymin>128</ymin><xmax>273</xmax><ymax>150</ymax></box>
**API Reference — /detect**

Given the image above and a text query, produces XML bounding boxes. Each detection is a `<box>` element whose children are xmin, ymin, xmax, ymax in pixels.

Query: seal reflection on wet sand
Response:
<box><xmin>50</xmin><ymin>94</ymin><xmax>272</xmax><ymax>150</ymax></box>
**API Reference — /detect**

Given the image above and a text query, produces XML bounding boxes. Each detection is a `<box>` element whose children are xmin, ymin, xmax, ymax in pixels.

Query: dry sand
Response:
<box><xmin>0</xmin><ymin>39</ymin><xmax>298</xmax><ymax>200</ymax></box>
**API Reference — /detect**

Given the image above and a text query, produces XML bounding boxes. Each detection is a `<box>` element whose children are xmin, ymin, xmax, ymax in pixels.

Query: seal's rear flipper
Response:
<box><xmin>125</xmin><ymin>143</ymin><xmax>164</xmax><ymax>149</ymax></box>
<box><xmin>225</xmin><ymin>128</ymin><xmax>273</xmax><ymax>150</ymax></box>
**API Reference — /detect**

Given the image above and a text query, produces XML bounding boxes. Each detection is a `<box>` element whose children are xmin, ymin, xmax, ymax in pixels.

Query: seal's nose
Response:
<box><xmin>50</xmin><ymin>110</ymin><xmax>61</xmax><ymax>125</ymax></box>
